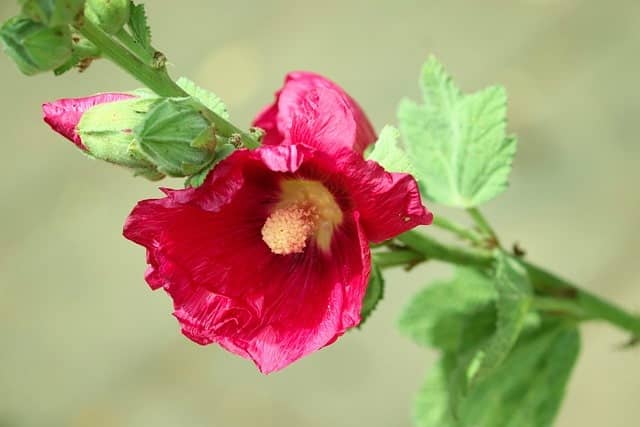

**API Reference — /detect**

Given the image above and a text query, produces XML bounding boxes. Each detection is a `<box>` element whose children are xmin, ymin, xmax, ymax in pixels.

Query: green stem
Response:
<box><xmin>74</xmin><ymin>19</ymin><xmax>259</xmax><ymax>149</ymax></box>
<box><xmin>76</xmin><ymin>19</ymin><xmax>185</xmax><ymax>96</ymax></box>
<box><xmin>396</xmin><ymin>230</ymin><xmax>494</xmax><ymax>268</ymax></box>
<box><xmin>396</xmin><ymin>229</ymin><xmax>640</xmax><ymax>338</ymax></box>
<box><xmin>467</xmin><ymin>207</ymin><xmax>500</xmax><ymax>245</ymax></box>
<box><xmin>433</xmin><ymin>215</ymin><xmax>484</xmax><ymax>245</ymax></box>
<box><xmin>524</xmin><ymin>261</ymin><xmax>640</xmax><ymax>336</ymax></box>
<box><xmin>373</xmin><ymin>249</ymin><xmax>425</xmax><ymax>269</ymax></box>
<box><xmin>532</xmin><ymin>296</ymin><xmax>590</xmax><ymax>319</ymax></box>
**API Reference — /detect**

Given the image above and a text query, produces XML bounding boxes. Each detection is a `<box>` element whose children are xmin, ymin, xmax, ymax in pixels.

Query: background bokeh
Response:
<box><xmin>1</xmin><ymin>0</ymin><xmax>639</xmax><ymax>426</ymax></box>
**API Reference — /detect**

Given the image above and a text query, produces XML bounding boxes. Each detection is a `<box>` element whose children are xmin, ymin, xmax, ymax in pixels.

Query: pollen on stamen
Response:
<box><xmin>261</xmin><ymin>203</ymin><xmax>320</xmax><ymax>255</ymax></box>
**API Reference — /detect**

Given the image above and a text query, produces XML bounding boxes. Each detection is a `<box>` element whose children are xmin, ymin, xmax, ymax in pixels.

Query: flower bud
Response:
<box><xmin>0</xmin><ymin>16</ymin><xmax>72</xmax><ymax>75</ymax></box>
<box><xmin>133</xmin><ymin>98</ymin><xmax>218</xmax><ymax>177</ymax></box>
<box><xmin>44</xmin><ymin>93</ymin><xmax>221</xmax><ymax>180</ymax></box>
<box><xmin>84</xmin><ymin>0</ymin><xmax>130</xmax><ymax>35</ymax></box>
<box><xmin>76</xmin><ymin>96</ymin><xmax>165</xmax><ymax>180</ymax></box>
<box><xmin>43</xmin><ymin>93</ymin><xmax>164</xmax><ymax>180</ymax></box>
<box><xmin>20</xmin><ymin>0</ymin><xmax>84</xmax><ymax>27</ymax></box>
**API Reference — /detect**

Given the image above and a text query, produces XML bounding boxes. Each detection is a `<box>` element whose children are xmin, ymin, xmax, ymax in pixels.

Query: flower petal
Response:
<box><xmin>42</xmin><ymin>93</ymin><xmax>133</xmax><ymax>150</ymax></box>
<box><xmin>352</xmin><ymin>164</ymin><xmax>432</xmax><ymax>241</ymax></box>
<box><xmin>123</xmin><ymin>145</ymin><xmax>373</xmax><ymax>373</ymax></box>
<box><xmin>253</xmin><ymin>72</ymin><xmax>376</xmax><ymax>153</ymax></box>
<box><xmin>326</xmin><ymin>148</ymin><xmax>433</xmax><ymax>242</ymax></box>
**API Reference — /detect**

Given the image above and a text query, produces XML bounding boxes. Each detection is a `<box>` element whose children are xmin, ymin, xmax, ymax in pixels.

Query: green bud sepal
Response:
<box><xmin>76</xmin><ymin>93</ymin><xmax>222</xmax><ymax>180</ymax></box>
<box><xmin>85</xmin><ymin>0</ymin><xmax>130</xmax><ymax>35</ymax></box>
<box><xmin>133</xmin><ymin>97</ymin><xmax>218</xmax><ymax>177</ymax></box>
<box><xmin>0</xmin><ymin>15</ymin><xmax>72</xmax><ymax>75</ymax></box>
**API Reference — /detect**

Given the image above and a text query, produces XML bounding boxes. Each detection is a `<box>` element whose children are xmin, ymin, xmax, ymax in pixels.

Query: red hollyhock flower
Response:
<box><xmin>42</xmin><ymin>93</ymin><xmax>133</xmax><ymax>150</ymax></box>
<box><xmin>253</xmin><ymin>71</ymin><xmax>376</xmax><ymax>154</ymax></box>
<box><xmin>123</xmin><ymin>76</ymin><xmax>432</xmax><ymax>373</ymax></box>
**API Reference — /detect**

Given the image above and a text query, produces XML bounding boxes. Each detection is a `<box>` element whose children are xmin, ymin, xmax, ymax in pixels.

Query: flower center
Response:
<box><xmin>261</xmin><ymin>203</ymin><xmax>320</xmax><ymax>255</ymax></box>
<box><xmin>261</xmin><ymin>179</ymin><xmax>343</xmax><ymax>255</ymax></box>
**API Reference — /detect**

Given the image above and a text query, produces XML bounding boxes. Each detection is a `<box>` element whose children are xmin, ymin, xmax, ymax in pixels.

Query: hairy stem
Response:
<box><xmin>396</xmin><ymin>230</ymin><xmax>494</xmax><ymax>268</ymax></box>
<box><xmin>432</xmin><ymin>215</ymin><xmax>484</xmax><ymax>245</ymax></box>
<box><xmin>373</xmin><ymin>249</ymin><xmax>425</xmax><ymax>269</ymax></box>
<box><xmin>396</xmin><ymin>230</ymin><xmax>640</xmax><ymax>338</ymax></box>
<box><xmin>467</xmin><ymin>207</ymin><xmax>500</xmax><ymax>246</ymax></box>
<box><xmin>74</xmin><ymin>19</ymin><xmax>259</xmax><ymax>149</ymax></box>
<box><xmin>524</xmin><ymin>261</ymin><xmax>640</xmax><ymax>337</ymax></box>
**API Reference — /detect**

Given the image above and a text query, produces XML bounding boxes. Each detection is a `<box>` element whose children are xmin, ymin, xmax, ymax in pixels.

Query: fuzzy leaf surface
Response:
<box><xmin>398</xmin><ymin>57</ymin><xmax>516</xmax><ymax>207</ymax></box>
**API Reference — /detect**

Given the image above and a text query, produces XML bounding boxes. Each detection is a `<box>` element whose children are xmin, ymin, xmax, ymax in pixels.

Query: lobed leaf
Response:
<box><xmin>398</xmin><ymin>267</ymin><xmax>496</xmax><ymax>351</ymax></box>
<box><xmin>367</xmin><ymin>125</ymin><xmax>414</xmax><ymax>175</ymax></box>
<box><xmin>398</xmin><ymin>56</ymin><xmax>517</xmax><ymax>207</ymax></box>
<box><xmin>415</xmin><ymin>321</ymin><xmax>580</xmax><ymax>427</ymax></box>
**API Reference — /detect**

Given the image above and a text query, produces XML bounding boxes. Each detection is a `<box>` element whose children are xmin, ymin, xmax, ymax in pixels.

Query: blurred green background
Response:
<box><xmin>1</xmin><ymin>0</ymin><xmax>639</xmax><ymax>426</ymax></box>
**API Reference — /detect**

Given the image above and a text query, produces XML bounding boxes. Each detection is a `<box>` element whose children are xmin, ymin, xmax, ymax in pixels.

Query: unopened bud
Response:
<box><xmin>0</xmin><ymin>16</ymin><xmax>72</xmax><ymax>75</ymax></box>
<box><xmin>84</xmin><ymin>0</ymin><xmax>130</xmax><ymax>35</ymax></box>
<box><xmin>20</xmin><ymin>0</ymin><xmax>84</xmax><ymax>27</ymax></box>
<box><xmin>77</xmin><ymin>96</ymin><xmax>165</xmax><ymax>180</ymax></box>
<box><xmin>43</xmin><ymin>93</ymin><xmax>164</xmax><ymax>180</ymax></box>
<box><xmin>44</xmin><ymin>93</ymin><xmax>222</xmax><ymax>179</ymax></box>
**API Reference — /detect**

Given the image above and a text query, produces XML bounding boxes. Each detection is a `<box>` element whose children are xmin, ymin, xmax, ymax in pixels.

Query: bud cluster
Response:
<box><xmin>1</xmin><ymin>0</ymin><xmax>132</xmax><ymax>76</ymax></box>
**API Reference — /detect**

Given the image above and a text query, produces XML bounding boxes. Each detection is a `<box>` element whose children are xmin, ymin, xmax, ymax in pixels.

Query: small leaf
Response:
<box><xmin>398</xmin><ymin>56</ymin><xmax>517</xmax><ymax>207</ymax></box>
<box><xmin>398</xmin><ymin>267</ymin><xmax>496</xmax><ymax>351</ymax></box>
<box><xmin>415</xmin><ymin>321</ymin><xmax>581</xmax><ymax>427</ymax></box>
<box><xmin>367</xmin><ymin>125</ymin><xmax>414</xmax><ymax>174</ymax></box>
<box><xmin>128</xmin><ymin>2</ymin><xmax>151</xmax><ymax>50</ymax></box>
<box><xmin>359</xmin><ymin>263</ymin><xmax>385</xmax><ymax>327</ymax></box>
<box><xmin>177</xmin><ymin>76</ymin><xmax>230</xmax><ymax>120</ymax></box>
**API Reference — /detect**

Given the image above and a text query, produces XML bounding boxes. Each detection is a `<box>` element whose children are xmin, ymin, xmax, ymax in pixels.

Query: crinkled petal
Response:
<box><xmin>342</xmin><ymin>156</ymin><xmax>433</xmax><ymax>242</ymax></box>
<box><xmin>123</xmin><ymin>145</ymin><xmax>371</xmax><ymax>373</ymax></box>
<box><xmin>291</xmin><ymin>145</ymin><xmax>432</xmax><ymax>242</ymax></box>
<box><xmin>42</xmin><ymin>93</ymin><xmax>133</xmax><ymax>150</ymax></box>
<box><xmin>253</xmin><ymin>72</ymin><xmax>376</xmax><ymax>153</ymax></box>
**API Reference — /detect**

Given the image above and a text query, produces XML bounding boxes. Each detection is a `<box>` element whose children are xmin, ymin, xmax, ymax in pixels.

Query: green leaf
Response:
<box><xmin>465</xmin><ymin>253</ymin><xmax>532</xmax><ymax>388</ymax></box>
<box><xmin>177</xmin><ymin>76</ymin><xmax>230</xmax><ymax>120</ymax></box>
<box><xmin>398</xmin><ymin>267</ymin><xmax>496</xmax><ymax>351</ymax></box>
<box><xmin>367</xmin><ymin>125</ymin><xmax>414</xmax><ymax>174</ymax></box>
<box><xmin>398</xmin><ymin>56</ymin><xmax>517</xmax><ymax>207</ymax></box>
<box><xmin>415</xmin><ymin>321</ymin><xmax>581</xmax><ymax>427</ymax></box>
<box><xmin>359</xmin><ymin>263</ymin><xmax>385</xmax><ymax>327</ymax></box>
<box><xmin>128</xmin><ymin>2</ymin><xmax>151</xmax><ymax>50</ymax></box>
<box><xmin>134</xmin><ymin>98</ymin><xmax>217</xmax><ymax>177</ymax></box>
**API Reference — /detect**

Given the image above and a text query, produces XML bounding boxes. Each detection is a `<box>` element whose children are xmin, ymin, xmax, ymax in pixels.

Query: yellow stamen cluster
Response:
<box><xmin>261</xmin><ymin>203</ymin><xmax>320</xmax><ymax>255</ymax></box>
<box><xmin>261</xmin><ymin>179</ymin><xmax>343</xmax><ymax>255</ymax></box>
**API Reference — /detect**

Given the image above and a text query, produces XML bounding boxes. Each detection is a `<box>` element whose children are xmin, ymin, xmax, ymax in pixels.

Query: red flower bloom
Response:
<box><xmin>42</xmin><ymin>93</ymin><xmax>133</xmax><ymax>150</ymax></box>
<box><xmin>253</xmin><ymin>71</ymin><xmax>376</xmax><ymax>154</ymax></box>
<box><xmin>123</xmin><ymin>76</ymin><xmax>432</xmax><ymax>373</ymax></box>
